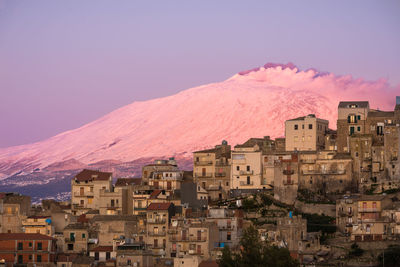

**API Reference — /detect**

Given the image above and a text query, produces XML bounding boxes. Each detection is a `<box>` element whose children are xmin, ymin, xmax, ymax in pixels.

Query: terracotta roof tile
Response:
<box><xmin>91</xmin><ymin>246</ymin><xmax>113</xmax><ymax>252</ymax></box>
<box><xmin>74</xmin><ymin>169</ymin><xmax>112</xmax><ymax>182</ymax></box>
<box><xmin>147</xmin><ymin>202</ymin><xmax>172</xmax><ymax>211</ymax></box>
<box><xmin>0</xmin><ymin>233</ymin><xmax>55</xmax><ymax>241</ymax></box>
<box><xmin>115</xmin><ymin>178</ymin><xmax>141</xmax><ymax>187</ymax></box>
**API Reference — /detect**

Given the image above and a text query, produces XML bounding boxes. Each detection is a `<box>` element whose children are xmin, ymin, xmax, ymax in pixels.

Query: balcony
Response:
<box><xmin>239</xmin><ymin>170</ymin><xmax>253</xmax><ymax>175</ymax></box>
<box><xmin>194</xmin><ymin>160</ymin><xmax>213</xmax><ymax>166</ymax></box>
<box><xmin>147</xmin><ymin>218</ymin><xmax>167</xmax><ymax>224</ymax></box>
<box><xmin>65</xmin><ymin>237</ymin><xmax>75</xmax><ymax>243</ymax></box>
<box><xmin>359</xmin><ymin>208</ymin><xmax>379</xmax><ymax>213</ymax></box>
<box><xmin>283</xmin><ymin>170</ymin><xmax>294</xmax><ymax>175</ymax></box>
<box><xmin>239</xmin><ymin>181</ymin><xmax>254</xmax><ymax>186</ymax></box>
<box><xmin>168</xmin><ymin>229</ymin><xmax>178</xmax><ymax>234</ymax></box>
<box><xmin>215</xmin><ymin>162</ymin><xmax>229</xmax><ymax>166</ymax></box>
<box><xmin>106</xmin><ymin>204</ymin><xmax>120</xmax><ymax>209</ymax></box>
<box><xmin>194</xmin><ymin>173</ymin><xmax>213</xmax><ymax>178</ymax></box>
<box><xmin>73</xmin><ymin>191</ymin><xmax>94</xmax><ymax>197</ymax></box>
<box><xmin>339</xmin><ymin>210</ymin><xmax>353</xmax><ymax>217</ymax></box>
<box><xmin>207</xmin><ymin>184</ymin><xmax>222</xmax><ymax>191</ymax></box>
<box><xmin>148</xmin><ymin>231</ymin><xmax>166</xmax><ymax>236</ymax></box>
<box><xmin>301</xmin><ymin>170</ymin><xmax>346</xmax><ymax>175</ymax></box>
<box><xmin>301</xmin><ymin>159</ymin><xmax>316</xmax><ymax>164</ymax></box>
<box><xmin>283</xmin><ymin>180</ymin><xmax>294</xmax><ymax>185</ymax></box>
<box><xmin>215</xmin><ymin>172</ymin><xmax>227</xmax><ymax>177</ymax></box>
<box><xmin>170</xmin><ymin>236</ymin><xmax>207</xmax><ymax>242</ymax></box>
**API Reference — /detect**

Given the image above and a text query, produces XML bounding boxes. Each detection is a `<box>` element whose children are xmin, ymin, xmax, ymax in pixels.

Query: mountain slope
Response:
<box><xmin>0</xmin><ymin>63</ymin><xmax>395</xmax><ymax>177</ymax></box>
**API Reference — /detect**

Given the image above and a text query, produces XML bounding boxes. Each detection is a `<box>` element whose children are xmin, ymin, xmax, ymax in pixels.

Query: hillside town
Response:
<box><xmin>1</xmin><ymin>98</ymin><xmax>400</xmax><ymax>267</ymax></box>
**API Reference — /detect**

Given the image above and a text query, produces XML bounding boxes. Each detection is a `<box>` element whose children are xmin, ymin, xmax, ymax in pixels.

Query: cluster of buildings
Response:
<box><xmin>1</xmin><ymin>97</ymin><xmax>400</xmax><ymax>266</ymax></box>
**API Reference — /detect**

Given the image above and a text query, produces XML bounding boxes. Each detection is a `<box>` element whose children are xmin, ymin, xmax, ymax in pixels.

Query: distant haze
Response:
<box><xmin>0</xmin><ymin>0</ymin><xmax>399</xmax><ymax>147</ymax></box>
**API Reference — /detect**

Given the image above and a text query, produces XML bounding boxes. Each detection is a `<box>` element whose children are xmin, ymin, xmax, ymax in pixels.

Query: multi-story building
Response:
<box><xmin>22</xmin><ymin>216</ymin><xmax>54</xmax><ymax>236</ymax></box>
<box><xmin>146</xmin><ymin>202</ymin><xmax>175</xmax><ymax>257</ymax></box>
<box><xmin>351</xmin><ymin>195</ymin><xmax>392</xmax><ymax>242</ymax></box>
<box><xmin>0</xmin><ymin>233</ymin><xmax>56</xmax><ymax>266</ymax></box>
<box><xmin>206</xmin><ymin>208</ymin><xmax>243</xmax><ymax>249</ymax></box>
<box><xmin>337</xmin><ymin>101</ymin><xmax>370</xmax><ymax>153</ymax></box>
<box><xmin>71</xmin><ymin>169</ymin><xmax>112</xmax><ymax>215</ymax></box>
<box><xmin>63</xmin><ymin>223</ymin><xmax>88</xmax><ymax>253</ymax></box>
<box><xmin>116</xmin><ymin>242</ymin><xmax>153</xmax><ymax>267</ymax></box>
<box><xmin>0</xmin><ymin>193</ymin><xmax>31</xmax><ymax>233</ymax></box>
<box><xmin>98</xmin><ymin>185</ymin><xmax>133</xmax><ymax>215</ymax></box>
<box><xmin>298</xmin><ymin>151</ymin><xmax>354</xmax><ymax>194</ymax></box>
<box><xmin>230</xmin><ymin>138</ymin><xmax>266</xmax><ymax>195</ymax></box>
<box><xmin>148</xmin><ymin>169</ymin><xmax>183</xmax><ymax>192</ymax></box>
<box><xmin>336</xmin><ymin>195</ymin><xmax>359</xmax><ymax>234</ymax></box>
<box><xmin>285</xmin><ymin>114</ymin><xmax>329</xmax><ymax>151</ymax></box>
<box><xmin>193</xmin><ymin>141</ymin><xmax>231</xmax><ymax>201</ymax></box>
<box><xmin>142</xmin><ymin>158</ymin><xmax>180</xmax><ymax>185</ymax></box>
<box><xmin>168</xmin><ymin>217</ymin><xmax>218</xmax><ymax>260</ymax></box>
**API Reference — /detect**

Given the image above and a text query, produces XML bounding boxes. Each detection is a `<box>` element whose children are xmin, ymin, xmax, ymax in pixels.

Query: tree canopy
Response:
<box><xmin>218</xmin><ymin>225</ymin><xmax>299</xmax><ymax>267</ymax></box>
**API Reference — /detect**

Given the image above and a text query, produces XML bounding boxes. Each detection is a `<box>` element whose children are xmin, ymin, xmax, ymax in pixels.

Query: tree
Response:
<box><xmin>218</xmin><ymin>226</ymin><xmax>299</xmax><ymax>267</ymax></box>
<box><xmin>348</xmin><ymin>242</ymin><xmax>363</xmax><ymax>257</ymax></box>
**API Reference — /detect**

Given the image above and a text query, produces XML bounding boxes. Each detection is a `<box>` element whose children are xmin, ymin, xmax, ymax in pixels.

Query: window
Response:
<box><xmin>29</xmin><ymin>242</ymin><xmax>32</xmax><ymax>247</ymax></box>
<box><xmin>247</xmin><ymin>176</ymin><xmax>250</xmax><ymax>185</ymax></box>
<box><xmin>348</xmin><ymin>115</ymin><xmax>357</xmax><ymax>123</ymax></box>
<box><xmin>127</xmin><ymin>259</ymin><xmax>132</xmax><ymax>265</ymax></box>
<box><xmin>294</xmin><ymin>136</ymin><xmax>298</xmax><ymax>142</ymax></box>
<box><xmin>246</xmin><ymin>165</ymin><xmax>250</xmax><ymax>171</ymax></box>
<box><xmin>308</xmin><ymin>124</ymin><xmax>312</xmax><ymax>129</ymax></box>
<box><xmin>29</xmin><ymin>255</ymin><xmax>32</xmax><ymax>260</ymax></box>
<box><xmin>80</xmin><ymin>200</ymin><xmax>84</xmax><ymax>205</ymax></box>
<box><xmin>18</xmin><ymin>242</ymin><xmax>23</xmax><ymax>250</ymax></box>
<box><xmin>88</xmin><ymin>198</ymin><xmax>93</xmax><ymax>204</ymax></box>
<box><xmin>377</xmin><ymin>126</ymin><xmax>383</xmax><ymax>135</ymax></box>
<box><xmin>37</xmin><ymin>242</ymin><xmax>42</xmax><ymax>250</ymax></box>
<box><xmin>68</xmin><ymin>244</ymin><xmax>74</xmax><ymax>250</ymax></box>
<box><xmin>18</xmin><ymin>255</ymin><xmax>23</xmax><ymax>264</ymax></box>
<box><xmin>350</xmin><ymin>126</ymin><xmax>355</xmax><ymax>135</ymax></box>
<box><xmin>294</xmin><ymin>124</ymin><xmax>298</xmax><ymax>130</ymax></box>
<box><xmin>227</xmin><ymin>232</ymin><xmax>231</xmax><ymax>240</ymax></box>
<box><xmin>82</xmin><ymin>233</ymin><xmax>86</xmax><ymax>239</ymax></box>
<box><xmin>37</xmin><ymin>255</ymin><xmax>42</xmax><ymax>263</ymax></box>
<box><xmin>106</xmin><ymin>252</ymin><xmax>111</xmax><ymax>260</ymax></box>
<box><xmin>302</xmin><ymin>124</ymin><xmax>304</xmax><ymax>129</ymax></box>
<box><xmin>95</xmin><ymin>252</ymin><xmax>99</xmax><ymax>261</ymax></box>
<box><xmin>236</xmin><ymin>166</ymin><xmax>240</xmax><ymax>171</ymax></box>
<box><xmin>226</xmin><ymin>182</ymin><xmax>229</xmax><ymax>186</ymax></box>
<box><xmin>357</xmin><ymin>126</ymin><xmax>361</xmax><ymax>132</ymax></box>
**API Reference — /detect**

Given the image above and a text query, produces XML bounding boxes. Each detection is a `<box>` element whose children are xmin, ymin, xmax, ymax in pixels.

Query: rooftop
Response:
<box><xmin>0</xmin><ymin>233</ymin><xmax>55</xmax><ymax>241</ymax></box>
<box><xmin>338</xmin><ymin>101</ymin><xmax>369</xmax><ymax>108</ymax></box>
<box><xmin>115</xmin><ymin>178</ymin><xmax>142</xmax><ymax>187</ymax></box>
<box><xmin>147</xmin><ymin>202</ymin><xmax>172</xmax><ymax>211</ymax></box>
<box><xmin>74</xmin><ymin>169</ymin><xmax>112</xmax><ymax>182</ymax></box>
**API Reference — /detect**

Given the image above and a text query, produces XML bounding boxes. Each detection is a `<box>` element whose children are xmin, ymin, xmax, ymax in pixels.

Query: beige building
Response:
<box><xmin>193</xmin><ymin>141</ymin><xmax>231</xmax><ymax>201</ymax></box>
<box><xmin>168</xmin><ymin>217</ymin><xmax>219</xmax><ymax>259</ymax></box>
<box><xmin>337</xmin><ymin>101</ymin><xmax>370</xmax><ymax>153</ymax></box>
<box><xmin>148</xmin><ymin>169</ymin><xmax>183</xmax><ymax>191</ymax></box>
<box><xmin>0</xmin><ymin>193</ymin><xmax>31</xmax><ymax>233</ymax></box>
<box><xmin>71</xmin><ymin>169</ymin><xmax>112</xmax><ymax>215</ymax></box>
<box><xmin>298</xmin><ymin>151</ymin><xmax>354</xmax><ymax>194</ymax></box>
<box><xmin>142</xmin><ymin>158</ymin><xmax>180</xmax><ymax>185</ymax></box>
<box><xmin>146</xmin><ymin>202</ymin><xmax>175</xmax><ymax>257</ymax></box>
<box><xmin>22</xmin><ymin>216</ymin><xmax>54</xmax><ymax>236</ymax></box>
<box><xmin>231</xmin><ymin>139</ymin><xmax>264</xmax><ymax>193</ymax></box>
<box><xmin>98</xmin><ymin>185</ymin><xmax>133</xmax><ymax>215</ymax></box>
<box><xmin>63</xmin><ymin>223</ymin><xmax>88</xmax><ymax>253</ymax></box>
<box><xmin>116</xmin><ymin>242</ymin><xmax>153</xmax><ymax>267</ymax></box>
<box><xmin>285</xmin><ymin>114</ymin><xmax>329</xmax><ymax>151</ymax></box>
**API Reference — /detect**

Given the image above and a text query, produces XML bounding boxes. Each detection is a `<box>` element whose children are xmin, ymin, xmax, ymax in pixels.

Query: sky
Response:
<box><xmin>0</xmin><ymin>0</ymin><xmax>399</xmax><ymax>148</ymax></box>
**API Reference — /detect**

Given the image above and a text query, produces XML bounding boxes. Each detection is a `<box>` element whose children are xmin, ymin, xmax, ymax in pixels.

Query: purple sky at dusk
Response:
<box><xmin>0</xmin><ymin>0</ymin><xmax>399</xmax><ymax>148</ymax></box>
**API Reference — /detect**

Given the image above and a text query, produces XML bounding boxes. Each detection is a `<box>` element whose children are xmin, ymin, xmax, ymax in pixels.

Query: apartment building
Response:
<box><xmin>206</xmin><ymin>208</ymin><xmax>243</xmax><ymax>249</ymax></box>
<box><xmin>0</xmin><ymin>193</ymin><xmax>31</xmax><ymax>233</ymax></box>
<box><xmin>71</xmin><ymin>169</ymin><xmax>112</xmax><ymax>215</ymax></box>
<box><xmin>337</xmin><ymin>101</ymin><xmax>370</xmax><ymax>153</ymax></box>
<box><xmin>285</xmin><ymin>114</ymin><xmax>329</xmax><ymax>151</ymax></box>
<box><xmin>0</xmin><ymin>233</ymin><xmax>56</xmax><ymax>266</ymax></box>
<box><xmin>142</xmin><ymin>158</ymin><xmax>180</xmax><ymax>185</ymax></box>
<box><xmin>146</xmin><ymin>202</ymin><xmax>175</xmax><ymax>257</ymax></box>
<box><xmin>168</xmin><ymin>217</ymin><xmax>218</xmax><ymax>259</ymax></box>
<box><xmin>22</xmin><ymin>216</ymin><xmax>54</xmax><ymax>236</ymax></box>
<box><xmin>148</xmin><ymin>169</ymin><xmax>183</xmax><ymax>191</ymax></box>
<box><xmin>230</xmin><ymin>138</ymin><xmax>265</xmax><ymax>195</ymax></box>
<box><xmin>193</xmin><ymin>141</ymin><xmax>231</xmax><ymax>200</ymax></box>
<box><xmin>298</xmin><ymin>151</ymin><xmax>354</xmax><ymax>194</ymax></box>
<box><xmin>63</xmin><ymin>223</ymin><xmax>88</xmax><ymax>253</ymax></box>
<box><xmin>116</xmin><ymin>242</ymin><xmax>153</xmax><ymax>267</ymax></box>
<box><xmin>98</xmin><ymin>185</ymin><xmax>133</xmax><ymax>215</ymax></box>
<box><xmin>336</xmin><ymin>195</ymin><xmax>359</xmax><ymax>234</ymax></box>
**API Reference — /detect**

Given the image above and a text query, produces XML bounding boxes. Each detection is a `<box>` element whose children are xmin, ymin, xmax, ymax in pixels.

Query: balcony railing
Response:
<box><xmin>239</xmin><ymin>181</ymin><xmax>254</xmax><ymax>186</ymax></box>
<box><xmin>300</xmin><ymin>159</ymin><xmax>316</xmax><ymax>164</ymax></box>
<box><xmin>215</xmin><ymin>172</ymin><xmax>227</xmax><ymax>177</ymax></box>
<box><xmin>301</xmin><ymin>170</ymin><xmax>346</xmax><ymax>175</ymax></box>
<box><xmin>170</xmin><ymin>236</ymin><xmax>207</xmax><ymax>242</ymax></box>
<box><xmin>65</xmin><ymin>238</ymin><xmax>75</xmax><ymax>242</ymax></box>
<box><xmin>148</xmin><ymin>231</ymin><xmax>166</xmax><ymax>236</ymax></box>
<box><xmin>283</xmin><ymin>180</ymin><xmax>294</xmax><ymax>185</ymax></box>
<box><xmin>207</xmin><ymin>184</ymin><xmax>222</xmax><ymax>191</ymax></box>
<box><xmin>359</xmin><ymin>208</ymin><xmax>379</xmax><ymax>213</ymax></box>
<box><xmin>239</xmin><ymin>170</ymin><xmax>253</xmax><ymax>175</ymax></box>
<box><xmin>283</xmin><ymin>170</ymin><xmax>294</xmax><ymax>175</ymax></box>
<box><xmin>73</xmin><ymin>191</ymin><xmax>94</xmax><ymax>197</ymax></box>
<box><xmin>147</xmin><ymin>218</ymin><xmax>167</xmax><ymax>224</ymax></box>
<box><xmin>338</xmin><ymin>210</ymin><xmax>353</xmax><ymax>217</ymax></box>
<box><xmin>215</xmin><ymin>162</ymin><xmax>229</xmax><ymax>166</ymax></box>
<box><xmin>194</xmin><ymin>161</ymin><xmax>213</xmax><ymax>166</ymax></box>
<box><xmin>194</xmin><ymin>173</ymin><xmax>213</xmax><ymax>178</ymax></box>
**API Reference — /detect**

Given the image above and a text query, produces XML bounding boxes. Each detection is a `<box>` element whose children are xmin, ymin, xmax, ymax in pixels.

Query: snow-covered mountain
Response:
<box><xmin>0</xmin><ymin>63</ymin><xmax>396</xmax><ymax>180</ymax></box>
